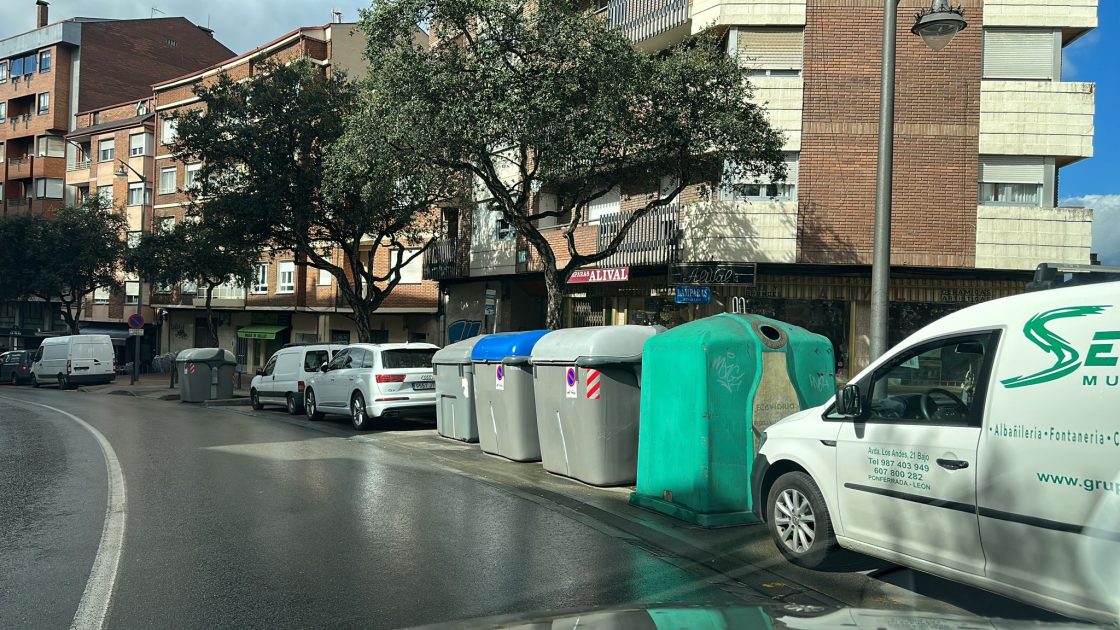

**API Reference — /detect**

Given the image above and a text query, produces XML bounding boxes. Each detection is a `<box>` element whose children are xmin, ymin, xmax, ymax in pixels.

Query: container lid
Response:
<box><xmin>530</xmin><ymin>325</ymin><xmax>664</xmax><ymax>365</ymax></box>
<box><xmin>176</xmin><ymin>348</ymin><xmax>236</xmax><ymax>364</ymax></box>
<box><xmin>432</xmin><ymin>335</ymin><xmax>484</xmax><ymax>365</ymax></box>
<box><xmin>470</xmin><ymin>330</ymin><xmax>551</xmax><ymax>363</ymax></box>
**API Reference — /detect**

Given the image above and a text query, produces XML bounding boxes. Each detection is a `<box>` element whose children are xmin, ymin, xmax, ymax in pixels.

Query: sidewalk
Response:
<box><xmin>77</xmin><ymin>371</ymin><xmax>252</xmax><ymax>403</ymax></box>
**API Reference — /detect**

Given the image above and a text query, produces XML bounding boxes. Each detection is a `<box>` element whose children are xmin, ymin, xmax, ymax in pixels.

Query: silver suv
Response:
<box><xmin>303</xmin><ymin>343</ymin><xmax>439</xmax><ymax>429</ymax></box>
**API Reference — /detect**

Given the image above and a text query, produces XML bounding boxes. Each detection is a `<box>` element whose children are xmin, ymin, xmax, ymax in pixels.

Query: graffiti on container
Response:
<box><xmin>712</xmin><ymin>351</ymin><xmax>744</xmax><ymax>394</ymax></box>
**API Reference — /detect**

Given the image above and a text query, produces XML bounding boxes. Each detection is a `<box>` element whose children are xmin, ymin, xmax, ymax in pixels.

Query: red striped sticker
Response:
<box><xmin>586</xmin><ymin>369</ymin><xmax>601</xmax><ymax>400</ymax></box>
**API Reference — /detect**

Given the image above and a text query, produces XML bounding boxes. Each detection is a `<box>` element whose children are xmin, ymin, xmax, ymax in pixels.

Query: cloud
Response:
<box><xmin>1061</xmin><ymin>195</ymin><xmax>1120</xmax><ymax>265</ymax></box>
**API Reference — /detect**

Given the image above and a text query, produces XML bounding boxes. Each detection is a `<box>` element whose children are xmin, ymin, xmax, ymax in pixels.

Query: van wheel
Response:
<box><xmin>351</xmin><ymin>392</ymin><xmax>373</xmax><ymax>430</ymax></box>
<box><xmin>250</xmin><ymin>389</ymin><xmax>263</xmax><ymax>410</ymax></box>
<box><xmin>305</xmin><ymin>390</ymin><xmax>324</xmax><ymax>421</ymax></box>
<box><xmin>32</xmin><ymin>374</ymin><xmax>40</xmax><ymax>388</ymax></box>
<box><xmin>10</xmin><ymin>373</ymin><xmax>18</xmax><ymax>386</ymax></box>
<box><xmin>58</xmin><ymin>374</ymin><xmax>70</xmax><ymax>390</ymax></box>
<box><xmin>286</xmin><ymin>393</ymin><xmax>300</xmax><ymax>416</ymax></box>
<box><xmin>767</xmin><ymin>472</ymin><xmax>838</xmax><ymax>569</ymax></box>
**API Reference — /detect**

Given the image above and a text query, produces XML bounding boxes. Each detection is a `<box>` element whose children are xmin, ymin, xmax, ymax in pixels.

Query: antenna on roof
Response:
<box><xmin>332</xmin><ymin>8</ymin><xmax>343</xmax><ymax>23</ymax></box>
<box><xmin>150</xmin><ymin>6</ymin><xmax>164</xmax><ymax>18</ymax></box>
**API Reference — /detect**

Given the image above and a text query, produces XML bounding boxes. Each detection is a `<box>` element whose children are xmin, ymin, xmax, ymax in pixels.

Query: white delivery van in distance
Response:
<box><xmin>752</xmin><ymin>281</ymin><xmax>1120</xmax><ymax>623</ymax></box>
<box><xmin>31</xmin><ymin>335</ymin><xmax>116</xmax><ymax>389</ymax></box>
<box><xmin>250</xmin><ymin>344</ymin><xmax>341</xmax><ymax>415</ymax></box>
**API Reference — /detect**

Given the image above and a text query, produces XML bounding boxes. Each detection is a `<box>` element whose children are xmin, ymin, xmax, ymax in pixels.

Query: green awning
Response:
<box><xmin>236</xmin><ymin>325</ymin><xmax>287</xmax><ymax>340</ymax></box>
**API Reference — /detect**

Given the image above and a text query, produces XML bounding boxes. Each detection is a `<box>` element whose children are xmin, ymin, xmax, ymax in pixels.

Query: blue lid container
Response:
<box><xmin>470</xmin><ymin>330</ymin><xmax>551</xmax><ymax>364</ymax></box>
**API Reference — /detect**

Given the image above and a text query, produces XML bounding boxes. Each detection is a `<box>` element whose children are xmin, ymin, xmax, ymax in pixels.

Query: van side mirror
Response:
<box><xmin>835</xmin><ymin>384</ymin><xmax>862</xmax><ymax>417</ymax></box>
<box><xmin>255</xmin><ymin>368</ymin><xmax>265</xmax><ymax>376</ymax></box>
<box><xmin>320</xmin><ymin>362</ymin><xmax>329</xmax><ymax>373</ymax></box>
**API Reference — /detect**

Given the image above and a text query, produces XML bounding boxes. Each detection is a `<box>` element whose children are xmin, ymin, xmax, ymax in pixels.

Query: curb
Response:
<box><xmin>199</xmin><ymin>398</ymin><xmax>251</xmax><ymax>407</ymax></box>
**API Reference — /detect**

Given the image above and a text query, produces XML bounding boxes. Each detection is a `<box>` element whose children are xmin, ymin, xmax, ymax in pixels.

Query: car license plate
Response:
<box><xmin>412</xmin><ymin>381</ymin><xmax>435</xmax><ymax>391</ymax></box>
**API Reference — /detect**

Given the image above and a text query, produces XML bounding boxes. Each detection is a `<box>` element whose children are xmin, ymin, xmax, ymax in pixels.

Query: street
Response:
<box><xmin>0</xmin><ymin>387</ymin><xmax>1064</xmax><ymax>629</ymax></box>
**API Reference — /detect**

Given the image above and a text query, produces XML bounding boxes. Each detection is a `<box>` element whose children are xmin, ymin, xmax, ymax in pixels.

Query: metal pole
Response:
<box><xmin>870</xmin><ymin>0</ymin><xmax>899</xmax><ymax>361</ymax></box>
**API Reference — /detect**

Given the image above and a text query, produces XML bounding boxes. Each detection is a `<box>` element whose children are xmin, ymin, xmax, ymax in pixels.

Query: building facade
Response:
<box><xmin>0</xmin><ymin>2</ymin><xmax>234</xmax><ymax>352</ymax></box>
<box><xmin>428</xmin><ymin>0</ymin><xmax>1098</xmax><ymax>377</ymax></box>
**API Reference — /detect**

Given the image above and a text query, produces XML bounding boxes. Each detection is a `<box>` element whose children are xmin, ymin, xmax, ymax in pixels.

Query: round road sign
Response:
<box><xmin>127</xmin><ymin>313</ymin><xmax>145</xmax><ymax>329</ymax></box>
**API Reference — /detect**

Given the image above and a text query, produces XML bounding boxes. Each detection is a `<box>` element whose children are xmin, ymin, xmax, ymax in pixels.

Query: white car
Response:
<box><xmin>31</xmin><ymin>335</ymin><xmax>116</xmax><ymax>389</ymax></box>
<box><xmin>752</xmin><ymin>281</ymin><xmax>1120</xmax><ymax>624</ymax></box>
<box><xmin>250</xmin><ymin>344</ymin><xmax>342</xmax><ymax>415</ymax></box>
<box><xmin>303</xmin><ymin>342</ymin><xmax>439</xmax><ymax>429</ymax></box>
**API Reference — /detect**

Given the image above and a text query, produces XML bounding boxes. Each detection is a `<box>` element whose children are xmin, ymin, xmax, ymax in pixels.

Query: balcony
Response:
<box><xmin>596</xmin><ymin>205</ymin><xmax>681</xmax><ymax>268</ymax></box>
<box><xmin>975</xmin><ymin>204</ymin><xmax>1093</xmax><ymax>271</ymax></box>
<box><xmin>607</xmin><ymin>0</ymin><xmax>690</xmax><ymax>50</ymax></box>
<box><xmin>67</xmin><ymin>159</ymin><xmax>91</xmax><ymax>172</ymax></box>
<box><xmin>689</xmin><ymin>0</ymin><xmax>805</xmax><ymax>31</ymax></box>
<box><xmin>4</xmin><ymin>198</ymin><xmax>29</xmax><ymax>214</ymax></box>
<box><xmin>6</xmin><ymin>157</ymin><xmax>33</xmax><ymax>179</ymax></box>
<box><xmin>423</xmin><ymin>238</ymin><xmax>470</xmax><ymax>280</ymax></box>
<box><xmin>980</xmin><ymin>81</ymin><xmax>1095</xmax><ymax>161</ymax></box>
<box><xmin>983</xmin><ymin>0</ymin><xmax>1096</xmax><ymax>39</ymax></box>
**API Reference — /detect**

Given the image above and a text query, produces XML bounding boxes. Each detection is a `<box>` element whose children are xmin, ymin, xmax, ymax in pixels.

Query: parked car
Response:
<box><xmin>304</xmin><ymin>342</ymin><xmax>439</xmax><ymax>429</ymax></box>
<box><xmin>0</xmin><ymin>350</ymin><xmax>34</xmax><ymax>385</ymax></box>
<box><xmin>30</xmin><ymin>335</ymin><xmax>116</xmax><ymax>389</ymax></box>
<box><xmin>250</xmin><ymin>344</ymin><xmax>342</xmax><ymax>415</ymax></box>
<box><xmin>752</xmin><ymin>281</ymin><xmax>1120</xmax><ymax>624</ymax></box>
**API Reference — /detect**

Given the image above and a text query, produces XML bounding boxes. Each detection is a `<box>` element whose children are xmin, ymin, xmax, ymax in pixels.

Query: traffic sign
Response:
<box><xmin>565</xmin><ymin>366</ymin><xmax>577</xmax><ymax>398</ymax></box>
<box><xmin>128</xmin><ymin>328</ymin><xmax>144</xmax><ymax>336</ymax></box>
<box><xmin>127</xmin><ymin>313</ymin><xmax>145</xmax><ymax>329</ymax></box>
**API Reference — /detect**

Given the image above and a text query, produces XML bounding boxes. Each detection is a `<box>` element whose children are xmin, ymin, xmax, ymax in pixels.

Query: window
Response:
<box><xmin>0</xmin><ymin>102</ymin><xmax>6</xmax><ymax>123</ymax></box>
<box><xmin>381</xmin><ymin>349</ymin><xmax>436</xmax><ymax>369</ymax></box>
<box><xmin>93</xmin><ymin>287</ymin><xmax>110</xmax><ymax>305</ymax></box>
<box><xmin>34</xmin><ymin>178</ymin><xmax>63</xmax><ymax>199</ymax></box>
<box><xmin>161</xmin><ymin>118</ymin><xmax>178</xmax><ymax>145</ymax></box>
<box><xmin>496</xmin><ymin>217</ymin><xmax>515</xmax><ymax>240</ymax></box>
<box><xmin>722</xmin><ymin>153</ymin><xmax>799</xmax><ymax>201</ymax></box>
<box><xmin>92</xmin><ymin>112</ymin><xmax>100</xmax><ymax>125</ymax></box>
<box><xmin>159</xmin><ymin>167</ymin><xmax>177</xmax><ymax>194</ymax></box>
<box><xmin>127</xmin><ymin>231</ymin><xmax>140</xmax><ymax>248</ymax></box>
<box><xmin>327</xmin><ymin>349</ymin><xmax>351</xmax><ymax>370</ymax></box>
<box><xmin>396</xmin><ymin>249</ymin><xmax>423</xmax><ymax>284</ymax></box>
<box><xmin>277</xmin><ymin>261</ymin><xmax>295</xmax><ymax>293</ymax></box>
<box><xmin>180</xmin><ymin>279</ymin><xmax>197</xmax><ymax>294</ymax></box>
<box><xmin>0</xmin><ymin>61</ymin><xmax>7</xmax><ymax>83</ymax></box>
<box><xmin>98</xmin><ymin>139</ymin><xmax>114</xmax><ymax>162</ymax></box>
<box><xmin>586</xmin><ymin>185</ymin><xmax>621</xmax><ymax>223</ymax></box>
<box><xmin>318</xmin><ymin>268</ymin><xmax>332</xmax><ymax>286</ymax></box>
<box><xmin>11</xmin><ymin>57</ymin><xmax>23</xmax><ymax>77</ymax></box>
<box><xmin>185</xmin><ymin>163</ymin><xmax>201</xmax><ymax>190</ymax></box>
<box><xmin>979</xmin><ymin>156</ymin><xmax>1046</xmax><ymax>206</ymax></box>
<box><xmin>37</xmin><ymin>135</ymin><xmax>64</xmax><ymax>157</ymax></box>
<box><xmin>737</xmin><ymin>27</ymin><xmax>804</xmax><ymax>75</ymax></box>
<box><xmin>127</xmin><ymin>183</ymin><xmax>151</xmax><ymax>206</ymax></box>
<box><xmin>37</xmin><ymin>93</ymin><xmax>49</xmax><ymax>115</ymax></box>
<box><xmin>201</xmin><ymin>282</ymin><xmax>244</xmax><ymax>300</ymax></box>
<box><xmin>251</xmin><ymin>263</ymin><xmax>268</xmax><ymax>294</ymax></box>
<box><xmin>38</xmin><ymin>50</ymin><xmax>50</xmax><ymax>73</ymax></box>
<box><xmin>983</xmin><ymin>29</ymin><xmax>1058</xmax><ymax>81</ymax></box>
<box><xmin>155</xmin><ymin>283</ymin><xmax>172</xmax><ymax>294</ymax></box>
<box><xmin>129</xmin><ymin>133</ymin><xmax>152</xmax><ymax>157</ymax></box>
<box><xmin>125</xmin><ymin>282</ymin><xmax>140</xmax><ymax>305</ymax></box>
<box><xmin>304</xmin><ymin>350</ymin><xmax>330</xmax><ymax>372</ymax></box>
<box><xmin>22</xmin><ymin>53</ymin><xmax>35</xmax><ymax>76</ymax></box>
<box><xmin>97</xmin><ymin>185</ymin><xmax>114</xmax><ymax>207</ymax></box>
<box><xmin>158</xmin><ymin>216</ymin><xmax>175</xmax><ymax>233</ymax></box>
<box><xmin>263</xmin><ymin>356</ymin><xmax>277</xmax><ymax>377</ymax></box>
<box><xmin>862</xmin><ymin>333</ymin><xmax>994</xmax><ymax>425</ymax></box>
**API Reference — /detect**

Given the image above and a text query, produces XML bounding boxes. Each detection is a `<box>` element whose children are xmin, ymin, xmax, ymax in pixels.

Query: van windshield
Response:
<box><xmin>381</xmin><ymin>349</ymin><xmax>435</xmax><ymax>369</ymax></box>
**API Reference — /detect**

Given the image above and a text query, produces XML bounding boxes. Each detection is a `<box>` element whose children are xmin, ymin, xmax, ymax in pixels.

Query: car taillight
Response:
<box><xmin>297</xmin><ymin>380</ymin><xmax>305</xmax><ymax>393</ymax></box>
<box><xmin>376</xmin><ymin>374</ymin><xmax>406</xmax><ymax>383</ymax></box>
<box><xmin>20</xmin><ymin>365</ymin><xmax>27</xmax><ymax>371</ymax></box>
<box><xmin>66</xmin><ymin>359</ymin><xmax>72</xmax><ymax>375</ymax></box>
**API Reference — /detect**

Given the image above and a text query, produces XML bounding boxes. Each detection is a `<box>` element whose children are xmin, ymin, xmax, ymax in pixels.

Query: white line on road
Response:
<box><xmin>0</xmin><ymin>396</ymin><xmax>127</xmax><ymax>630</ymax></box>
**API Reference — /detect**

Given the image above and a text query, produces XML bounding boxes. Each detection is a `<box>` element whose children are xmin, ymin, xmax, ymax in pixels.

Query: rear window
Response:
<box><xmin>304</xmin><ymin>350</ymin><xmax>330</xmax><ymax>372</ymax></box>
<box><xmin>381</xmin><ymin>349</ymin><xmax>435</xmax><ymax>369</ymax></box>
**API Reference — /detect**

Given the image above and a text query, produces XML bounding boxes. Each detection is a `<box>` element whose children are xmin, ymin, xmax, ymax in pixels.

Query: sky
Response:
<box><xmin>0</xmin><ymin>0</ymin><xmax>1116</xmax><ymax>264</ymax></box>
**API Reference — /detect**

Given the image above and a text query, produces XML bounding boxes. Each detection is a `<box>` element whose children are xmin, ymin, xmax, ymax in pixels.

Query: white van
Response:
<box><xmin>31</xmin><ymin>335</ymin><xmax>116</xmax><ymax>389</ymax></box>
<box><xmin>752</xmin><ymin>281</ymin><xmax>1120</xmax><ymax>623</ymax></box>
<box><xmin>250</xmin><ymin>344</ymin><xmax>341</xmax><ymax>415</ymax></box>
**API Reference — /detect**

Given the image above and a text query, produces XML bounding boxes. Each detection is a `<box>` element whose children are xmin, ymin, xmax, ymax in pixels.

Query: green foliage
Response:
<box><xmin>359</xmin><ymin>0</ymin><xmax>786</xmax><ymax>327</ymax></box>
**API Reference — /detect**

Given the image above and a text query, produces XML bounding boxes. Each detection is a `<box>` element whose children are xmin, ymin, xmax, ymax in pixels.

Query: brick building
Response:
<box><xmin>430</xmin><ymin>0</ymin><xmax>1098</xmax><ymax>375</ymax></box>
<box><xmin>0</xmin><ymin>1</ymin><xmax>234</xmax><ymax>352</ymax></box>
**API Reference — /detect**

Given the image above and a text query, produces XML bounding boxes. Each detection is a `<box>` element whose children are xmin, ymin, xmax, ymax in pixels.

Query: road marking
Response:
<box><xmin>0</xmin><ymin>396</ymin><xmax>127</xmax><ymax>630</ymax></box>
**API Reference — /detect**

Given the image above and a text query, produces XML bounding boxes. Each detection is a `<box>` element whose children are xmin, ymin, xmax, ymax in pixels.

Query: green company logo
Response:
<box><xmin>1002</xmin><ymin>305</ymin><xmax>1118</xmax><ymax>389</ymax></box>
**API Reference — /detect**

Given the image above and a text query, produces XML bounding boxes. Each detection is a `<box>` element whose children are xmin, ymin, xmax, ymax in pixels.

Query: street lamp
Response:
<box><xmin>869</xmin><ymin>0</ymin><xmax>966</xmax><ymax>361</ymax></box>
<box><xmin>116</xmin><ymin>160</ymin><xmax>148</xmax><ymax>385</ymax></box>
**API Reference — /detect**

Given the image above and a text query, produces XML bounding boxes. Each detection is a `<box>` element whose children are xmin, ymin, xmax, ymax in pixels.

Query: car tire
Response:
<box><xmin>31</xmin><ymin>374</ymin><xmax>40</xmax><ymax>388</ymax></box>
<box><xmin>767</xmin><ymin>471</ymin><xmax>838</xmax><ymax>569</ymax></box>
<box><xmin>250</xmin><ymin>389</ymin><xmax>263</xmax><ymax>410</ymax></box>
<box><xmin>351</xmin><ymin>392</ymin><xmax>373</xmax><ymax>430</ymax></box>
<box><xmin>58</xmin><ymin>374</ymin><xmax>69</xmax><ymax>390</ymax></box>
<box><xmin>305</xmin><ymin>389</ymin><xmax>324</xmax><ymax>421</ymax></box>
<box><xmin>286</xmin><ymin>393</ymin><xmax>300</xmax><ymax>416</ymax></box>
<box><xmin>10</xmin><ymin>373</ymin><xmax>17</xmax><ymax>386</ymax></box>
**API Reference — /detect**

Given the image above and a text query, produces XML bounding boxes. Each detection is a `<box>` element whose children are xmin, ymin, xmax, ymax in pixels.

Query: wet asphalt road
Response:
<box><xmin>0</xmin><ymin>387</ymin><xmax>747</xmax><ymax>629</ymax></box>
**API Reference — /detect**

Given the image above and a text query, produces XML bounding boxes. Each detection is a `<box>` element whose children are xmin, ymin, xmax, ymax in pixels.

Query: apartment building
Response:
<box><xmin>0</xmin><ymin>1</ymin><xmax>234</xmax><ymax>352</ymax></box>
<box><xmin>148</xmin><ymin>22</ymin><xmax>440</xmax><ymax>373</ymax></box>
<box><xmin>429</xmin><ymin>0</ymin><xmax>1098</xmax><ymax>375</ymax></box>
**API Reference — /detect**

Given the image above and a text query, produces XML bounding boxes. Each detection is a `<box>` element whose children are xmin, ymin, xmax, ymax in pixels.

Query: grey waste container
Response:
<box><xmin>433</xmin><ymin>336</ymin><xmax>483</xmax><ymax>442</ymax></box>
<box><xmin>531</xmin><ymin>325</ymin><xmax>663</xmax><ymax>486</ymax></box>
<box><xmin>176</xmin><ymin>348</ymin><xmax>237</xmax><ymax>403</ymax></box>
<box><xmin>470</xmin><ymin>330</ymin><xmax>551</xmax><ymax>462</ymax></box>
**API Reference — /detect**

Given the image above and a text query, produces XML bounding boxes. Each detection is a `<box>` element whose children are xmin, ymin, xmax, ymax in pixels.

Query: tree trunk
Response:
<box><xmin>204</xmin><ymin>284</ymin><xmax>219</xmax><ymax>347</ymax></box>
<box><xmin>543</xmin><ymin>268</ymin><xmax>565</xmax><ymax>330</ymax></box>
<box><xmin>352</xmin><ymin>307</ymin><xmax>372</xmax><ymax>343</ymax></box>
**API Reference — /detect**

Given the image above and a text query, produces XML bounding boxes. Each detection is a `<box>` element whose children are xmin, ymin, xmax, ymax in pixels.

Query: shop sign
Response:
<box><xmin>939</xmin><ymin>288</ymin><xmax>994</xmax><ymax>304</ymax></box>
<box><xmin>670</xmin><ymin>262</ymin><xmax>756</xmax><ymax>286</ymax></box>
<box><xmin>568</xmin><ymin>267</ymin><xmax>630</xmax><ymax>284</ymax></box>
<box><xmin>675</xmin><ymin>286</ymin><xmax>712</xmax><ymax>304</ymax></box>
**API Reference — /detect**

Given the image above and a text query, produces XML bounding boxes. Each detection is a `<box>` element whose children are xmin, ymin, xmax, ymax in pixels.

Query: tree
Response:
<box><xmin>359</xmin><ymin>0</ymin><xmax>787</xmax><ymax>328</ymax></box>
<box><xmin>170</xmin><ymin>59</ymin><xmax>458</xmax><ymax>343</ymax></box>
<box><xmin>0</xmin><ymin>197</ymin><xmax>126</xmax><ymax>334</ymax></box>
<box><xmin>125</xmin><ymin>217</ymin><xmax>257</xmax><ymax>345</ymax></box>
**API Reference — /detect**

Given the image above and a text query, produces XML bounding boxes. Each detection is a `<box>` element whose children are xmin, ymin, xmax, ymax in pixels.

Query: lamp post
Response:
<box><xmin>115</xmin><ymin>160</ymin><xmax>149</xmax><ymax>385</ymax></box>
<box><xmin>869</xmin><ymin>0</ymin><xmax>966</xmax><ymax>361</ymax></box>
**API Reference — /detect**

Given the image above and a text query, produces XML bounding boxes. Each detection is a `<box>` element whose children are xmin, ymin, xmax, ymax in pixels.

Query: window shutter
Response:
<box><xmin>979</xmin><ymin>156</ymin><xmax>1045</xmax><ymax>184</ymax></box>
<box><xmin>983</xmin><ymin>29</ymin><xmax>1055</xmax><ymax>80</ymax></box>
<box><xmin>587</xmin><ymin>186</ymin><xmax>621</xmax><ymax>222</ymax></box>
<box><xmin>784</xmin><ymin>153</ymin><xmax>800</xmax><ymax>184</ymax></box>
<box><xmin>738</xmin><ymin>28</ymin><xmax>804</xmax><ymax>70</ymax></box>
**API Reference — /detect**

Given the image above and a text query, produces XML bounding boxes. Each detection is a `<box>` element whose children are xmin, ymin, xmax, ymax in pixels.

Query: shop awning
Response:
<box><xmin>236</xmin><ymin>325</ymin><xmax>288</xmax><ymax>340</ymax></box>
